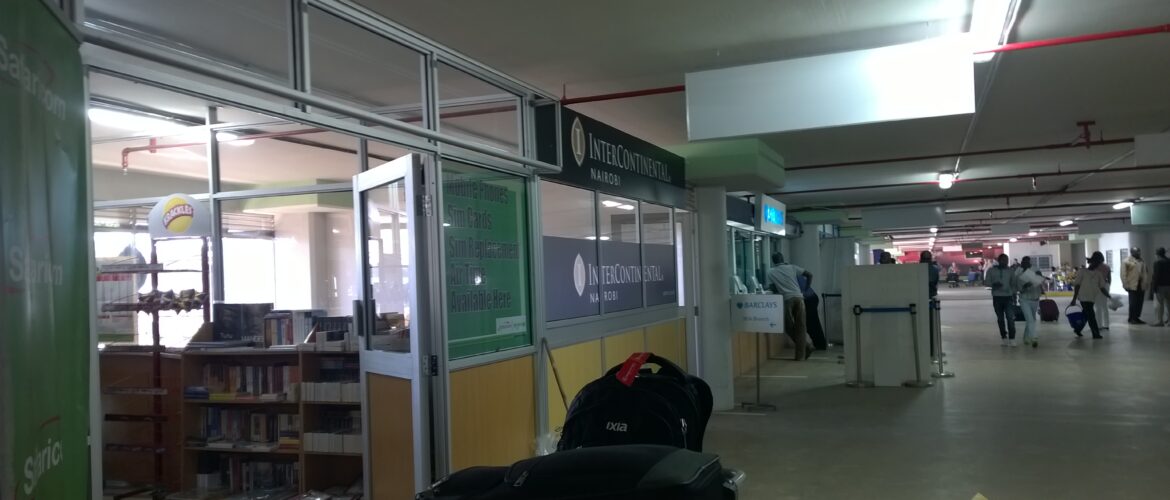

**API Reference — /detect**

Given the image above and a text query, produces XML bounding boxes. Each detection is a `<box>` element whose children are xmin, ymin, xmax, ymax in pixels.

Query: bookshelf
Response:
<box><xmin>99</xmin><ymin>237</ymin><xmax>210</xmax><ymax>498</ymax></box>
<box><xmin>179</xmin><ymin>349</ymin><xmax>363</xmax><ymax>497</ymax></box>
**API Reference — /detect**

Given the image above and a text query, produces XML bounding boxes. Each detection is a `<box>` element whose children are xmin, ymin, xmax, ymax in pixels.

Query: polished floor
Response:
<box><xmin>707</xmin><ymin>287</ymin><xmax>1170</xmax><ymax>500</ymax></box>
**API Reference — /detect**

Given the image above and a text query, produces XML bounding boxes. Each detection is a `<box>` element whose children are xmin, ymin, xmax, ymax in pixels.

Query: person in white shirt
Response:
<box><xmin>767</xmin><ymin>253</ymin><xmax>814</xmax><ymax>361</ymax></box>
<box><xmin>1072</xmin><ymin>252</ymin><xmax>1110</xmax><ymax>339</ymax></box>
<box><xmin>1016</xmin><ymin>257</ymin><xmax>1045</xmax><ymax>348</ymax></box>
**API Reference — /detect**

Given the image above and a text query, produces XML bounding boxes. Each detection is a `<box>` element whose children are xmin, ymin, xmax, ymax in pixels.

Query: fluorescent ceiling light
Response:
<box><xmin>938</xmin><ymin>172</ymin><xmax>956</xmax><ymax>189</ymax></box>
<box><xmin>442</xmin><ymin>223</ymin><xmax>451</xmax><ymax>227</ymax></box>
<box><xmin>1009</xmin><ymin>237</ymin><xmax>1018</xmax><ymax>243</ymax></box>
<box><xmin>88</xmin><ymin>108</ymin><xmax>187</xmax><ymax>136</ymax></box>
<box><xmin>601</xmin><ymin>200</ymin><xmax>622</xmax><ymax>208</ymax></box>
<box><xmin>1027</xmin><ymin>231</ymin><xmax>1038</xmax><ymax>237</ymax></box>
<box><xmin>929</xmin><ymin>227</ymin><xmax>939</xmax><ymax>233</ymax></box>
<box><xmin>585</xmin><ymin>236</ymin><xmax>597</xmax><ymax>240</ymax></box>
<box><xmin>617</xmin><ymin>204</ymin><xmax>635</xmax><ymax>211</ymax></box>
<box><xmin>970</xmin><ymin>0</ymin><xmax>1014</xmax><ymax>63</ymax></box>
<box><xmin>1112</xmin><ymin>201</ymin><xmax>1134</xmax><ymax>210</ymax></box>
<box><xmin>1059</xmin><ymin>220</ymin><xmax>1074</xmax><ymax>227</ymax></box>
<box><xmin>216</xmin><ymin>132</ymin><xmax>255</xmax><ymax>147</ymax></box>
<box><xmin>599</xmin><ymin>236</ymin><xmax>611</xmax><ymax>241</ymax></box>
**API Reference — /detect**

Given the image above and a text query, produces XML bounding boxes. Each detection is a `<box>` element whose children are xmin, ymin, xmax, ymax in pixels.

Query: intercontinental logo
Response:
<box><xmin>570</xmin><ymin>116</ymin><xmax>586</xmax><ymax>167</ymax></box>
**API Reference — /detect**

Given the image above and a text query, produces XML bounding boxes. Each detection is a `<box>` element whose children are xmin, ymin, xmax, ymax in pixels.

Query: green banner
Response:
<box><xmin>1</xmin><ymin>1</ymin><xmax>89</xmax><ymax>498</ymax></box>
<box><xmin>442</xmin><ymin>161</ymin><xmax>531</xmax><ymax>359</ymax></box>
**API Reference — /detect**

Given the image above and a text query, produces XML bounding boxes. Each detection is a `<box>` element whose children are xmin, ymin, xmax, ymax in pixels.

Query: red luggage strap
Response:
<box><xmin>615</xmin><ymin>352</ymin><xmax>651</xmax><ymax>387</ymax></box>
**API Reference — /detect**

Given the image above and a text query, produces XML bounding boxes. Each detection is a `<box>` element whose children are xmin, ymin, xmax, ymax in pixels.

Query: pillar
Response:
<box><xmin>695</xmin><ymin>186</ymin><xmax>735</xmax><ymax>410</ymax></box>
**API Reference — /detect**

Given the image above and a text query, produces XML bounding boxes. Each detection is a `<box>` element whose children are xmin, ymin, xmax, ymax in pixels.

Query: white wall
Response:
<box><xmin>1003</xmin><ymin>241</ymin><xmax>1061</xmax><ymax>271</ymax></box>
<box><xmin>1098</xmin><ymin>232</ymin><xmax>1131</xmax><ymax>294</ymax></box>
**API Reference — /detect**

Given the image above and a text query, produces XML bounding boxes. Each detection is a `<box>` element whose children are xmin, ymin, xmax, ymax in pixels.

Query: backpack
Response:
<box><xmin>557</xmin><ymin>353</ymin><xmax>713</xmax><ymax>452</ymax></box>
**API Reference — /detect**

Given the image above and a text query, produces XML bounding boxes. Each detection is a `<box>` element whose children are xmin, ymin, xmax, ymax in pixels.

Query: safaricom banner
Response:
<box><xmin>1</xmin><ymin>1</ymin><xmax>89</xmax><ymax>497</ymax></box>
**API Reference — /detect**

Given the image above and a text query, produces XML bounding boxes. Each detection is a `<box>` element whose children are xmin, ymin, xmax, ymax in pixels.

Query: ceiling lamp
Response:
<box><xmin>1113</xmin><ymin>201</ymin><xmax>1134</xmax><ymax>210</ymax></box>
<box><xmin>938</xmin><ymin>172</ymin><xmax>956</xmax><ymax>189</ymax></box>
<box><xmin>1027</xmin><ymin>231</ymin><xmax>1038</xmax><ymax>237</ymax></box>
<box><xmin>1059</xmin><ymin>220</ymin><xmax>1074</xmax><ymax>227</ymax></box>
<box><xmin>617</xmin><ymin>204</ymin><xmax>635</xmax><ymax>211</ymax></box>
<box><xmin>601</xmin><ymin>200</ymin><xmax>621</xmax><ymax>208</ymax></box>
<box><xmin>1009</xmin><ymin>237</ymin><xmax>1018</xmax><ymax>243</ymax></box>
<box><xmin>970</xmin><ymin>0</ymin><xmax>1016</xmax><ymax>63</ymax></box>
<box><xmin>215</xmin><ymin>132</ymin><xmax>255</xmax><ymax>147</ymax></box>
<box><xmin>88</xmin><ymin>108</ymin><xmax>187</xmax><ymax>136</ymax></box>
<box><xmin>929</xmin><ymin>227</ymin><xmax>939</xmax><ymax>233</ymax></box>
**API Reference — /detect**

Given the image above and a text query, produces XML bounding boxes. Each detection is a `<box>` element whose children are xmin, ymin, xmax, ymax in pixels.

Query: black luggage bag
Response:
<box><xmin>557</xmin><ymin>353</ymin><xmax>712</xmax><ymax>452</ymax></box>
<box><xmin>1040</xmin><ymin>298</ymin><xmax>1059</xmax><ymax>322</ymax></box>
<box><xmin>417</xmin><ymin>444</ymin><xmax>737</xmax><ymax>500</ymax></box>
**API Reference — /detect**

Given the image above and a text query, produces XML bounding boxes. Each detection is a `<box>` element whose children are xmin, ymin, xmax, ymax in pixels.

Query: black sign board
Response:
<box><xmin>542</xmin><ymin>236</ymin><xmax>678</xmax><ymax>320</ymax></box>
<box><xmin>536</xmin><ymin>106</ymin><xmax>686</xmax><ymax>207</ymax></box>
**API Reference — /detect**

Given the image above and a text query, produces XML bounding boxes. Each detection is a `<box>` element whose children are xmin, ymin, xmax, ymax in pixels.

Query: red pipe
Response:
<box><xmin>560</xmin><ymin>24</ymin><xmax>1170</xmax><ymax>105</ymax></box>
<box><xmin>976</xmin><ymin>23</ymin><xmax>1170</xmax><ymax>54</ymax></box>
<box><xmin>777</xmin><ymin>163</ymin><xmax>1170</xmax><ymax>195</ymax></box>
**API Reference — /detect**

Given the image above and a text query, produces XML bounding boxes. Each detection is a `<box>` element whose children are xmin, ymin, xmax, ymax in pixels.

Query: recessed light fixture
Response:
<box><xmin>938</xmin><ymin>173</ymin><xmax>956</xmax><ymax>190</ymax></box>
<box><xmin>1059</xmin><ymin>220</ymin><xmax>1074</xmax><ymax>227</ymax></box>
<box><xmin>599</xmin><ymin>236</ymin><xmax>611</xmax><ymax>241</ymax></box>
<box><xmin>601</xmin><ymin>200</ymin><xmax>621</xmax><ymax>208</ymax></box>
<box><xmin>586</xmin><ymin>236</ymin><xmax>597</xmax><ymax>240</ymax></box>
<box><xmin>442</xmin><ymin>222</ymin><xmax>451</xmax><ymax>227</ymax></box>
<box><xmin>1027</xmin><ymin>231</ymin><xmax>1037</xmax><ymax>237</ymax></box>
<box><xmin>1009</xmin><ymin>237</ymin><xmax>1018</xmax><ymax>243</ymax></box>
<box><xmin>216</xmin><ymin>132</ymin><xmax>255</xmax><ymax>147</ymax></box>
<box><xmin>1112</xmin><ymin>201</ymin><xmax>1134</xmax><ymax>210</ymax></box>
<box><xmin>929</xmin><ymin>227</ymin><xmax>939</xmax><ymax>234</ymax></box>
<box><xmin>617</xmin><ymin>204</ymin><xmax>635</xmax><ymax>211</ymax></box>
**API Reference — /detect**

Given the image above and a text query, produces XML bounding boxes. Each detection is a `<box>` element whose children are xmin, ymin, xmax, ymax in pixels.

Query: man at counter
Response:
<box><xmin>767</xmin><ymin>252</ymin><xmax>814</xmax><ymax>360</ymax></box>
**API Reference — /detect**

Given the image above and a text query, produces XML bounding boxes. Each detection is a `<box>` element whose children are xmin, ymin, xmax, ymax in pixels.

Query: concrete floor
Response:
<box><xmin>707</xmin><ymin>288</ymin><xmax>1170</xmax><ymax>500</ymax></box>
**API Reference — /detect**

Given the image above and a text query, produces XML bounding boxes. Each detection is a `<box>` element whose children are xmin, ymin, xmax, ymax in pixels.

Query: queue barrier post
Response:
<box><xmin>740</xmin><ymin>331</ymin><xmax>778</xmax><ymax>411</ymax></box>
<box><xmin>845</xmin><ymin>304</ymin><xmax>933</xmax><ymax>388</ymax></box>
<box><xmin>930</xmin><ymin>299</ymin><xmax>955</xmax><ymax>379</ymax></box>
<box><xmin>902</xmin><ymin>303</ymin><xmax>932</xmax><ymax>388</ymax></box>
<box><xmin>845</xmin><ymin>305</ymin><xmax>872</xmax><ymax>388</ymax></box>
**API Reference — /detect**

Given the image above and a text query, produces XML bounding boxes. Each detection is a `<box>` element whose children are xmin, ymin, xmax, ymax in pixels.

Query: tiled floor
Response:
<box><xmin>707</xmin><ymin>288</ymin><xmax>1170</xmax><ymax>500</ymax></box>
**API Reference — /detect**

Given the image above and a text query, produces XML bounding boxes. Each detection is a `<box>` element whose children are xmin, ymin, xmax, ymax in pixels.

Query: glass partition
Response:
<box><xmin>540</xmin><ymin>181</ymin><xmax>600</xmax><ymax>321</ymax></box>
<box><xmin>599</xmin><ymin>195</ymin><xmax>642</xmax><ymax>312</ymax></box>
<box><xmin>642</xmin><ymin>202</ymin><xmax>676</xmax><ymax>306</ymax></box>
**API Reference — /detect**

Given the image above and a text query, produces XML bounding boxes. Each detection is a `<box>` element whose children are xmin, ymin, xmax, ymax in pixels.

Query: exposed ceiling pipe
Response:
<box><xmin>787</xmin><ymin>138</ymin><xmax>1132</xmax><ymax>171</ymax></box>
<box><xmin>775</xmin><ymin>163</ymin><xmax>1170</xmax><ymax>196</ymax></box>
<box><xmin>789</xmin><ymin>182</ymin><xmax>1170</xmax><ymax>211</ymax></box>
<box><xmin>558</xmin><ymin>24</ymin><xmax>1170</xmax><ymax>105</ymax></box>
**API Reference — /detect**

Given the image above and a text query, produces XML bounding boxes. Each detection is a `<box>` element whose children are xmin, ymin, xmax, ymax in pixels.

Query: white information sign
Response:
<box><xmin>730</xmin><ymin>294</ymin><xmax>786</xmax><ymax>333</ymax></box>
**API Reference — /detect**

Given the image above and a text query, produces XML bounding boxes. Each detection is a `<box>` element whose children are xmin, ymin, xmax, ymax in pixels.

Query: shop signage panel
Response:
<box><xmin>542</xmin><ymin>236</ymin><xmax>601</xmax><ymax>321</ymax></box>
<box><xmin>730</xmin><ymin>294</ymin><xmax>786</xmax><ymax>333</ymax></box>
<box><xmin>148</xmin><ymin>193</ymin><xmax>212</xmax><ymax>240</ymax></box>
<box><xmin>0</xmin><ymin>1</ymin><xmax>90</xmax><ymax>496</ymax></box>
<box><xmin>443</xmin><ymin>171</ymin><xmax>531</xmax><ymax>359</ymax></box>
<box><xmin>643</xmin><ymin>243</ymin><xmax>678</xmax><ymax>307</ymax></box>
<box><xmin>536</xmin><ymin>107</ymin><xmax>687</xmax><ymax>207</ymax></box>
<box><xmin>600</xmin><ymin>240</ymin><xmax>644</xmax><ymax>312</ymax></box>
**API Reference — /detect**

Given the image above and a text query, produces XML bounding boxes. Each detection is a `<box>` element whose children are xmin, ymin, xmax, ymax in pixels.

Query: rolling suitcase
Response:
<box><xmin>1039</xmin><ymin>298</ymin><xmax>1059</xmax><ymax>322</ymax></box>
<box><xmin>558</xmin><ymin>353</ymin><xmax>712</xmax><ymax>452</ymax></box>
<box><xmin>417</xmin><ymin>444</ymin><xmax>737</xmax><ymax>500</ymax></box>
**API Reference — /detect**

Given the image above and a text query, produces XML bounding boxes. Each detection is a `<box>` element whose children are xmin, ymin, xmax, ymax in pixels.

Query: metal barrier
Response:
<box><xmin>930</xmin><ymin>299</ymin><xmax>955</xmax><ymax>379</ymax></box>
<box><xmin>846</xmin><ymin>303</ymin><xmax>933</xmax><ymax>388</ymax></box>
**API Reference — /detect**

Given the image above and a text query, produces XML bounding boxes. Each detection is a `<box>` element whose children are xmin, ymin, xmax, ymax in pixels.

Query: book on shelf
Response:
<box><xmin>192</xmin><ymin>454</ymin><xmax>299</xmax><ymax>497</ymax></box>
<box><xmin>263</xmin><ymin>309</ymin><xmax>323</xmax><ymax>347</ymax></box>
<box><xmin>304</xmin><ymin>408</ymin><xmax>362</xmax><ymax>454</ymax></box>
<box><xmin>190</xmin><ymin>362</ymin><xmax>300</xmax><ymax>402</ymax></box>
<box><xmin>193</xmin><ymin>408</ymin><xmax>301</xmax><ymax>451</ymax></box>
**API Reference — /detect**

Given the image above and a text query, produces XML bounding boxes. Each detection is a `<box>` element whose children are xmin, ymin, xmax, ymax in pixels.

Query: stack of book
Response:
<box><xmin>187</xmin><ymin>362</ymin><xmax>300</xmax><ymax>402</ymax></box>
<box><xmin>302</xmin><ymin>382</ymin><xmax>360</xmax><ymax>403</ymax></box>
<box><xmin>218</xmin><ymin>457</ymin><xmax>299</xmax><ymax>494</ymax></box>
<box><xmin>304</xmin><ymin>408</ymin><xmax>361</xmax><ymax>454</ymax></box>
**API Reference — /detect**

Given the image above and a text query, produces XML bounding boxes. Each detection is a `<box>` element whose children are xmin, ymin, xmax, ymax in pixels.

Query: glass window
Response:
<box><xmin>437</xmin><ymin>62</ymin><xmax>520</xmax><ymax>154</ymax></box>
<box><xmin>218</xmin><ymin>193</ymin><xmax>356</xmax><ymax>317</ymax></box>
<box><xmin>308</xmin><ymin>7</ymin><xmax>425</xmax><ymax>118</ymax></box>
<box><xmin>540</xmin><ymin>181</ymin><xmax>599</xmax><ymax>321</ymax></box>
<box><xmin>93</xmin><ymin>207</ymin><xmax>207</xmax><ymax>347</ymax></box>
<box><xmin>363</xmin><ymin>180</ymin><xmax>412</xmax><ymax>353</ymax></box>
<box><xmin>599</xmin><ymin>195</ymin><xmax>642</xmax><ymax>312</ymax></box>
<box><xmin>641</xmin><ymin>203</ymin><xmax>676</xmax><ymax>306</ymax></box>
<box><xmin>216</xmin><ymin>110</ymin><xmax>361</xmax><ymax>189</ymax></box>
<box><xmin>442</xmin><ymin>160</ymin><xmax>531</xmax><ymax>359</ymax></box>
<box><xmin>85</xmin><ymin>0</ymin><xmax>291</xmax><ymax>83</ymax></box>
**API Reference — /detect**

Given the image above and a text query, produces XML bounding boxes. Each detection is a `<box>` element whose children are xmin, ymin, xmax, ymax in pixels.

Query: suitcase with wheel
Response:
<box><xmin>1039</xmin><ymin>298</ymin><xmax>1059</xmax><ymax>322</ymax></box>
<box><xmin>558</xmin><ymin>353</ymin><xmax>712</xmax><ymax>452</ymax></box>
<box><xmin>417</xmin><ymin>444</ymin><xmax>738</xmax><ymax>500</ymax></box>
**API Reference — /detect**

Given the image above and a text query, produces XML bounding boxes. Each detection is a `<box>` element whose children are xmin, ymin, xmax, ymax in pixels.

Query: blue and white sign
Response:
<box><xmin>756</xmin><ymin>194</ymin><xmax>786</xmax><ymax>236</ymax></box>
<box><xmin>730</xmin><ymin>294</ymin><xmax>786</xmax><ymax>333</ymax></box>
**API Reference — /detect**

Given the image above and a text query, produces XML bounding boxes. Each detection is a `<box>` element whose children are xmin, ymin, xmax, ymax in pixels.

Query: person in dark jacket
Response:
<box><xmin>798</xmin><ymin>275</ymin><xmax>828</xmax><ymax>350</ymax></box>
<box><xmin>1151</xmin><ymin>247</ymin><xmax>1170</xmax><ymax>327</ymax></box>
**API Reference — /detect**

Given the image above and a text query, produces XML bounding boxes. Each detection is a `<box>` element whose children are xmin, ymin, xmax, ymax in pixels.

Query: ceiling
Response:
<box><xmin>361</xmin><ymin>0</ymin><xmax>1170</xmax><ymax>249</ymax></box>
<box><xmin>83</xmin><ymin>0</ymin><xmax>1170</xmax><ymax>251</ymax></box>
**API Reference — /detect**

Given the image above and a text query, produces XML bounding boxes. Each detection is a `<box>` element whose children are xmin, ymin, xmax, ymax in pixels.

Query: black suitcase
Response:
<box><xmin>418</xmin><ymin>445</ymin><xmax>737</xmax><ymax>500</ymax></box>
<box><xmin>558</xmin><ymin>353</ymin><xmax>712</xmax><ymax>452</ymax></box>
<box><xmin>1040</xmin><ymin>298</ymin><xmax>1060</xmax><ymax>322</ymax></box>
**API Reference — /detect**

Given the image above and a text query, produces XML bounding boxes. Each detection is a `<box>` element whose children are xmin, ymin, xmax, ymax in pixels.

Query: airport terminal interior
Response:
<box><xmin>4</xmin><ymin>0</ymin><xmax>1170</xmax><ymax>499</ymax></box>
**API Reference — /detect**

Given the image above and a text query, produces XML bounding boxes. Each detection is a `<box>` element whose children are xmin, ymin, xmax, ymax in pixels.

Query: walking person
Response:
<box><xmin>1123</xmin><ymin>247</ymin><xmax>1152</xmax><ymax>324</ymax></box>
<box><xmin>1096</xmin><ymin>257</ymin><xmax>1112</xmax><ymax>330</ymax></box>
<box><xmin>1016</xmin><ymin>257</ymin><xmax>1045</xmax><ymax>348</ymax></box>
<box><xmin>986</xmin><ymin>254</ymin><xmax>1019</xmax><ymax>346</ymax></box>
<box><xmin>1072</xmin><ymin>252</ymin><xmax>1110</xmax><ymax>339</ymax></box>
<box><xmin>767</xmin><ymin>252</ymin><xmax>814</xmax><ymax>360</ymax></box>
<box><xmin>1150</xmin><ymin>248</ymin><xmax>1170</xmax><ymax>326</ymax></box>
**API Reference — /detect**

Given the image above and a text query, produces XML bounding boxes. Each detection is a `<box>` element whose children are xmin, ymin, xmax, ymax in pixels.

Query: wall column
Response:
<box><xmin>695</xmin><ymin>186</ymin><xmax>734</xmax><ymax>410</ymax></box>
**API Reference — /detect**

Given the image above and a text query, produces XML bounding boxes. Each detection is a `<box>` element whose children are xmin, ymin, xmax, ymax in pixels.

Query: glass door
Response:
<box><xmin>354</xmin><ymin>153</ymin><xmax>445</xmax><ymax>498</ymax></box>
